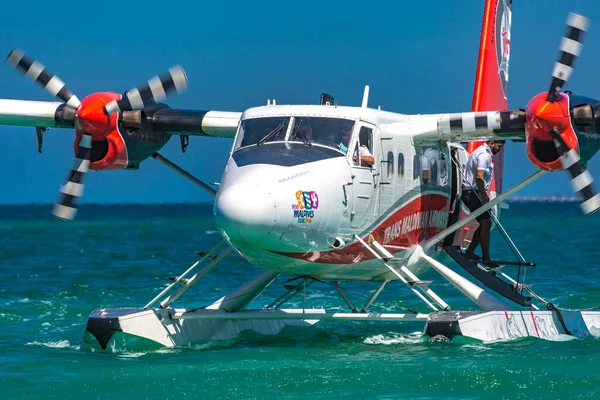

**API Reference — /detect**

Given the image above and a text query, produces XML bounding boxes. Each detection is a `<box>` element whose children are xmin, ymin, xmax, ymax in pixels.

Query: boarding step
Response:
<box><xmin>469</xmin><ymin>256</ymin><xmax>536</xmax><ymax>275</ymax></box>
<box><xmin>353</xmin><ymin>235</ymin><xmax>449</xmax><ymax>311</ymax></box>
<box><xmin>473</xmin><ymin>259</ymin><xmax>536</xmax><ymax>268</ymax></box>
<box><xmin>443</xmin><ymin>246</ymin><xmax>531</xmax><ymax>307</ymax></box>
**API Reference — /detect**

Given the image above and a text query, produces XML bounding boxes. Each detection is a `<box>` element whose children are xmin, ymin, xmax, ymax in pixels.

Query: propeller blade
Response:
<box><xmin>103</xmin><ymin>65</ymin><xmax>188</xmax><ymax>115</ymax></box>
<box><xmin>547</xmin><ymin>13</ymin><xmax>589</xmax><ymax>102</ymax></box>
<box><xmin>548</xmin><ymin>128</ymin><xmax>600</xmax><ymax>214</ymax></box>
<box><xmin>52</xmin><ymin>134</ymin><xmax>92</xmax><ymax>220</ymax></box>
<box><xmin>5</xmin><ymin>49</ymin><xmax>81</xmax><ymax>109</ymax></box>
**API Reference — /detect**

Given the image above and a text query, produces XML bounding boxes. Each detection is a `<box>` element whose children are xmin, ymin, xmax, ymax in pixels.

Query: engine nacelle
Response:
<box><xmin>525</xmin><ymin>92</ymin><xmax>579</xmax><ymax>171</ymax></box>
<box><xmin>73</xmin><ymin>93</ymin><xmax>171</xmax><ymax>171</ymax></box>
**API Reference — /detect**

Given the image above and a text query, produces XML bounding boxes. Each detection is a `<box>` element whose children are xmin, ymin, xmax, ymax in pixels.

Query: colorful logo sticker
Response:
<box><xmin>291</xmin><ymin>190</ymin><xmax>319</xmax><ymax>223</ymax></box>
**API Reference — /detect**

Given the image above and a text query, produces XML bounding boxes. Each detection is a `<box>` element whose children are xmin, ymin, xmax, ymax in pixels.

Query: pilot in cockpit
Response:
<box><xmin>355</xmin><ymin>128</ymin><xmax>374</xmax><ymax>167</ymax></box>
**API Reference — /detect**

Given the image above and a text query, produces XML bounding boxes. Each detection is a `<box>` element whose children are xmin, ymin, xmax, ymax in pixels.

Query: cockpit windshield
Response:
<box><xmin>239</xmin><ymin>117</ymin><xmax>290</xmax><ymax>148</ymax></box>
<box><xmin>235</xmin><ymin>116</ymin><xmax>355</xmax><ymax>154</ymax></box>
<box><xmin>290</xmin><ymin>117</ymin><xmax>354</xmax><ymax>152</ymax></box>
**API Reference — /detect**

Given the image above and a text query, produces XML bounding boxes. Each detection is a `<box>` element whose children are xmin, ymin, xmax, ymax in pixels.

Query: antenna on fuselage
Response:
<box><xmin>361</xmin><ymin>85</ymin><xmax>369</xmax><ymax>108</ymax></box>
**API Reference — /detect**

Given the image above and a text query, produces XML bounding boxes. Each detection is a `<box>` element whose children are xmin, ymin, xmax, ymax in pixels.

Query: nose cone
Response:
<box><xmin>75</xmin><ymin>92</ymin><xmax>120</xmax><ymax>135</ymax></box>
<box><xmin>215</xmin><ymin>182</ymin><xmax>277</xmax><ymax>244</ymax></box>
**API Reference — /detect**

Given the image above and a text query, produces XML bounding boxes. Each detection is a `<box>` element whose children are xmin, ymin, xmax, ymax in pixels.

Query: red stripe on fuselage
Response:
<box><xmin>272</xmin><ymin>193</ymin><xmax>450</xmax><ymax>264</ymax></box>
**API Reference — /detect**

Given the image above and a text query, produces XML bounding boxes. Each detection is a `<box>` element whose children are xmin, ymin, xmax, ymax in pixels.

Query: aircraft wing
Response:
<box><xmin>0</xmin><ymin>99</ymin><xmax>74</xmax><ymax>128</ymax></box>
<box><xmin>139</xmin><ymin>108</ymin><xmax>241</xmax><ymax>138</ymax></box>
<box><xmin>410</xmin><ymin>110</ymin><xmax>526</xmax><ymax>144</ymax></box>
<box><xmin>0</xmin><ymin>99</ymin><xmax>241</xmax><ymax>138</ymax></box>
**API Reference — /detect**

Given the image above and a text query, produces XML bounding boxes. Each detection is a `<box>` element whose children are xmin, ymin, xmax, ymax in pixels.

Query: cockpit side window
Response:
<box><xmin>352</xmin><ymin>142</ymin><xmax>360</xmax><ymax>166</ymax></box>
<box><xmin>358</xmin><ymin>127</ymin><xmax>373</xmax><ymax>153</ymax></box>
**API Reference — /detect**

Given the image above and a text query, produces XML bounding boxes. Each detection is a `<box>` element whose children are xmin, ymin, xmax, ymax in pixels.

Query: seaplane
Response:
<box><xmin>2</xmin><ymin>0</ymin><xmax>600</xmax><ymax>349</ymax></box>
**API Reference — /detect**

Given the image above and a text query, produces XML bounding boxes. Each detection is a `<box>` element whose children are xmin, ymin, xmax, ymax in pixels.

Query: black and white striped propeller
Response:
<box><xmin>545</xmin><ymin>13</ymin><xmax>600</xmax><ymax>214</ymax></box>
<box><xmin>5</xmin><ymin>49</ymin><xmax>90</xmax><ymax>220</ymax></box>
<box><xmin>547</xmin><ymin>13</ymin><xmax>588</xmax><ymax>103</ymax></box>
<box><xmin>5</xmin><ymin>49</ymin><xmax>189</xmax><ymax>220</ymax></box>
<box><xmin>103</xmin><ymin>66</ymin><xmax>188</xmax><ymax>115</ymax></box>
<box><xmin>548</xmin><ymin>128</ymin><xmax>600</xmax><ymax>214</ymax></box>
<box><xmin>52</xmin><ymin>134</ymin><xmax>92</xmax><ymax>220</ymax></box>
<box><xmin>6</xmin><ymin>49</ymin><xmax>81</xmax><ymax>111</ymax></box>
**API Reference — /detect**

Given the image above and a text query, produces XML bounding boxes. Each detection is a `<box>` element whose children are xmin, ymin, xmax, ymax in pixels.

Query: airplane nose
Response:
<box><xmin>215</xmin><ymin>182</ymin><xmax>277</xmax><ymax>244</ymax></box>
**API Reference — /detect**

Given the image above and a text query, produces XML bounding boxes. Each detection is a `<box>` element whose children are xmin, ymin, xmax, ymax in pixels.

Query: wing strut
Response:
<box><xmin>152</xmin><ymin>152</ymin><xmax>217</xmax><ymax>197</ymax></box>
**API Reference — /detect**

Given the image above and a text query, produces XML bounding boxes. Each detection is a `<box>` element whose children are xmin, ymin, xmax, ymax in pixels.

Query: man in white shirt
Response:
<box><xmin>461</xmin><ymin>140</ymin><xmax>505</xmax><ymax>263</ymax></box>
<box><xmin>341</xmin><ymin>125</ymin><xmax>374</xmax><ymax>167</ymax></box>
<box><xmin>356</xmin><ymin>145</ymin><xmax>374</xmax><ymax>167</ymax></box>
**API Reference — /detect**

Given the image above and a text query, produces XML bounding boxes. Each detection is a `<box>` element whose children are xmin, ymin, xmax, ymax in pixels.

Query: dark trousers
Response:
<box><xmin>461</xmin><ymin>190</ymin><xmax>491</xmax><ymax>222</ymax></box>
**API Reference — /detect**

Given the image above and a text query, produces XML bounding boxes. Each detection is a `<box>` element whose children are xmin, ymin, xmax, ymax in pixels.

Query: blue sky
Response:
<box><xmin>1</xmin><ymin>1</ymin><xmax>600</xmax><ymax>204</ymax></box>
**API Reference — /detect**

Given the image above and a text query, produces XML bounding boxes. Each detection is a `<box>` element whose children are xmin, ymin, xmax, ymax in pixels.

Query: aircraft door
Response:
<box><xmin>349</xmin><ymin>123</ymin><xmax>377</xmax><ymax>229</ymax></box>
<box><xmin>444</xmin><ymin>144</ymin><xmax>469</xmax><ymax>247</ymax></box>
<box><xmin>378</xmin><ymin>132</ymin><xmax>396</xmax><ymax>218</ymax></box>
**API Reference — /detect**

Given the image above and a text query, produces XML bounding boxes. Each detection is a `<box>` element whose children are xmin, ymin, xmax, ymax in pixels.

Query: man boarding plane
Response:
<box><xmin>1</xmin><ymin>0</ymin><xmax>600</xmax><ymax>347</ymax></box>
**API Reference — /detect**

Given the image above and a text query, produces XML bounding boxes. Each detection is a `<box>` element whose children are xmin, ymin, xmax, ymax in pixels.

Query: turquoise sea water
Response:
<box><xmin>1</xmin><ymin>202</ymin><xmax>600</xmax><ymax>399</ymax></box>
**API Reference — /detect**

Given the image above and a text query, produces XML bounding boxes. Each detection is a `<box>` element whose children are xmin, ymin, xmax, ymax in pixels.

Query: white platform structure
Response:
<box><xmin>84</xmin><ymin>237</ymin><xmax>600</xmax><ymax>350</ymax></box>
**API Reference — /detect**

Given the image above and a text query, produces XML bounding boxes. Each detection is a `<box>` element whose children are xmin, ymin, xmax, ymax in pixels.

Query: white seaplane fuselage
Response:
<box><xmin>214</xmin><ymin>104</ymin><xmax>470</xmax><ymax>281</ymax></box>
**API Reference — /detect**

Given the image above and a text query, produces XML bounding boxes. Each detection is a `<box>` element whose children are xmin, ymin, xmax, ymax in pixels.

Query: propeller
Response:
<box><xmin>547</xmin><ymin>13</ymin><xmax>588</xmax><ymax>103</ymax></box>
<box><xmin>548</xmin><ymin>128</ymin><xmax>600</xmax><ymax>214</ymax></box>
<box><xmin>52</xmin><ymin>133</ymin><xmax>92</xmax><ymax>220</ymax></box>
<box><xmin>103</xmin><ymin>65</ymin><xmax>188</xmax><ymax>115</ymax></box>
<box><xmin>5</xmin><ymin>48</ymin><xmax>189</xmax><ymax>220</ymax></box>
<box><xmin>5</xmin><ymin>49</ymin><xmax>81</xmax><ymax>109</ymax></box>
<box><xmin>543</xmin><ymin>13</ymin><xmax>599</xmax><ymax>214</ymax></box>
<box><xmin>5</xmin><ymin>49</ymin><xmax>88</xmax><ymax>219</ymax></box>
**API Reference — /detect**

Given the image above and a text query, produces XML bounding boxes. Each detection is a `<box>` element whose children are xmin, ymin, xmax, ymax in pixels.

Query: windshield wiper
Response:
<box><xmin>292</xmin><ymin>123</ymin><xmax>312</xmax><ymax>147</ymax></box>
<box><xmin>257</xmin><ymin>122</ymin><xmax>286</xmax><ymax>146</ymax></box>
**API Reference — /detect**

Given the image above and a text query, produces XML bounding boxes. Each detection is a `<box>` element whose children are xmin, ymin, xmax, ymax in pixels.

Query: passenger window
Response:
<box><xmin>422</xmin><ymin>148</ymin><xmax>438</xmax><ymax>185</ymax></box>
<box><xmin>387</xmin><ymin>151</ymin><xmax>394</xmax><ymax>179</ymax></box>
<box><xmin>413</xmin><ymin>155</ymin><xmax>421</xmax><ymax>180</ymax></box>
<box><xmin>398</xmin><ymin>153</ymin><xmax>404</xmax><ymax>179</ymax></box>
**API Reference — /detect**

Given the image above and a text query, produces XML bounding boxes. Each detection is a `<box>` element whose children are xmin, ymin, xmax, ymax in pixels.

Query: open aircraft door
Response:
<box><xmin>444</xmin><ymin>143</ymin><xmax>472</xmax><ymax>248</ymax></box>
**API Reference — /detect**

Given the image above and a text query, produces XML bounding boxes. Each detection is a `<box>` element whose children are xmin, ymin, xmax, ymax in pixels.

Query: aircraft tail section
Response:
<box><xmin>467</xmin><ymin>0</ymin><xmax>512</xmax><ymax>194</ymax></box>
